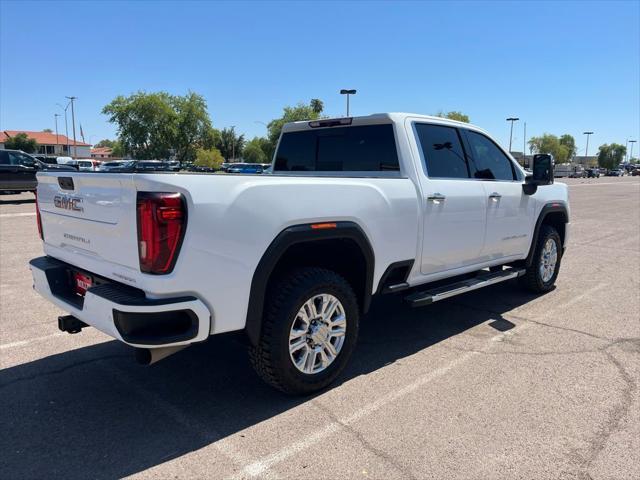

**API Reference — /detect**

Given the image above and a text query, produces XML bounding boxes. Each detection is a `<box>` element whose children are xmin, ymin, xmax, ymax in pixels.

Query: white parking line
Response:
<box><xmin>238</xmin><ymin>322</ymin><xmax>531</xmax><ymax>478</ymax></box>
<box><xmin>0</xmin><ymin>212</ymin><xmax>36</xmax><ymax>218</ymax></box>
<box><xmin>0</xmin><ymin>332</ymin><xmax>64</xmax><ymax>350</ymax></box>
<box><xmin>568</xmin><ymin>182</ymin><xmax>639</xmax><ymax>187</ymax></box>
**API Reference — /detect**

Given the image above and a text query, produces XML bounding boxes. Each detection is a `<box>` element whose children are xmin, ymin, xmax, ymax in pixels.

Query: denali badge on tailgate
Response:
<box><xmin>53</xmin><ymin>195</ymin><xmax>84</xmax><ymax>212</ymax></box>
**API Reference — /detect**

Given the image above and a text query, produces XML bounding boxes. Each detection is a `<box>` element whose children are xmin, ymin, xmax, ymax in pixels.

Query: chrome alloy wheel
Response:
<box><xmin>288</xmin><ymin>294</ymin><xmax>347</xmax><ymax>374</ymax></box>
<box><xmin>539</xmin><ymin>238</ymin><xmax>558</xmax><ymax>283</ymax></box>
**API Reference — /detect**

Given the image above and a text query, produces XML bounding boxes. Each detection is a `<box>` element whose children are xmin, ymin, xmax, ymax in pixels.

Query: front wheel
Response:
<box><xmin>520</xmin><ymin>225</ymin><xmax>562</xmax><ymax>293</ymax></box>
<box><xmin>248</xmin><ymin>267</ymin><xmax>359</xmax><ymax>395</ymax></box>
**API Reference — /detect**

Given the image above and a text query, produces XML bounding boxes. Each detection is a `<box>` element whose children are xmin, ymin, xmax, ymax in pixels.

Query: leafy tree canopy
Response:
<box><xmin>194</xmin><ymin>147</ymin><xmax>224</xmax><ymax>169</ymax></box>
<box><xmin>102</xmin><ymin>90</ymin><xmax>215</xmax><ymax>162</ymax></box>
<box><xmin>94</xmin><ymin>139</ymin><xmax>116</xmax><ymax>148</ymax></box>
<box><xmin>243</xmin><ymin>137</ymin><xmax>269</xmax><ymax>163</ymax></box>
<box><xmin>559</xmin><ymin>134</ymin><xmax>577</xmax><ymax>160</ymax></box>
<box><xmin>435</xmin><ymin>111</ymin><xmax>470</xmax><ymax>123</ymax></box>
<box><xmin>4</xmin><ymin>132</ymin><xmax>38</xmax><ymax>153</ymax></box>
<box><xmin>43</xmin><ymin>128</ymin><xmax>53</xmax><ymax>133</ymax></box>
<box><xmin>597</xmin><ymin>143</ymin><xmax>626</xmax><ymax>170</ymax></box>
<box><xmin>528</xmin><ymin>133</ymin><xmax>573</xmax><ymax>163</ymax></box>
<box><xmin>267</xmin><ymin>99</ymin><xmax>325</xmax><ymax>147</ymax></box>
<box><xmin>216</xmin><ymin>127</ymin><xmax>245</xmax><ymax>161</ymax></box>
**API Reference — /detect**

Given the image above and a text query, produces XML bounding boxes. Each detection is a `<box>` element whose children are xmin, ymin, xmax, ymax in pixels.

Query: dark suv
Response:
<box><xmin>0</xmin><ymin>150</ymin><xmax>74</xmax><ymax>193</ymax></box>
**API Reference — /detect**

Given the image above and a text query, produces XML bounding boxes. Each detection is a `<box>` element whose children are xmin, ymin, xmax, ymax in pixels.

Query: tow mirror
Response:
<box><xmin>524</xmin><ymin>154</ymin><xmax>554</xmax><ymax>195</ymax></box>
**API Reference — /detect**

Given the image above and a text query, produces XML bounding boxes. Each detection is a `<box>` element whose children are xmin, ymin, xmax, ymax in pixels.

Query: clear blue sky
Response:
<box><xmin>1</xmin><ymin>0</ymin><xmax>638</xmax><ymax>155</ymax></box>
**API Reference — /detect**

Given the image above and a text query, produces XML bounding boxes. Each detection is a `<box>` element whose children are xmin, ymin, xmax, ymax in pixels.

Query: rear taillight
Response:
<box><xmin>34</xmin><ymin>190</ymin><xmax>43</xmax><ymax>240</ymax></box>
<box><xmin>136</xmin><ymin>192</ymin><xmax>186</xmax><ymax>274</ymax></box>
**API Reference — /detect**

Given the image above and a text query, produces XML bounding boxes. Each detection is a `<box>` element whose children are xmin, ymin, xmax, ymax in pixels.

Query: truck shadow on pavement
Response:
<box><xmin>0</xmin><ymin>282</ymin><xmax>539</xmax><ymax>479</ymax></box>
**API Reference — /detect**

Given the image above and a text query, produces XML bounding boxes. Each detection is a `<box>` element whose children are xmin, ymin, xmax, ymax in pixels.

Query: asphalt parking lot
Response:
<box><xmin>1</xmin><ymin>177</ymin><xmax>639</xmax><ymax>480</ymax></box>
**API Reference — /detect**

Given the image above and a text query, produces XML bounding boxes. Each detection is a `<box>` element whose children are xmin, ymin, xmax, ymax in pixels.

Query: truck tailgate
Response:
<box><xmin>37</xmin><ymin>173</ymin><xmax>140</xmax><ymax>271</ymax></box>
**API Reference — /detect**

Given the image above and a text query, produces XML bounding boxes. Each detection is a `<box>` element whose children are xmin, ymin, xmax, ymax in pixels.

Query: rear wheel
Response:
<box><xmin>520</xmin><ymin>225</ymin><xmax>562</xmax><ymax>293</ymax></box>
<box><xmin>248</xmin><ymin>267</ymin><xmax>359</xmax><ymax>395</ymax></box>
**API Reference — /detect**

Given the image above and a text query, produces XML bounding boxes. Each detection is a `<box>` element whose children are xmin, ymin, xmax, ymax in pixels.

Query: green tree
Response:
<box><xmin>310</xmin><ymin>98</ymin><xmax>324</xmax><ymax>114</ymax></box>
<box><xmin>43</xmin><ymin>128</ymin><xmax>53</xmax><ymax>133</ymax></box>
<box><xmin>243</xmin><ymin>137</ymin><xmax>268</xmax><ymax>163</ymax></box>
<box><xmin>4</xmin><ymin>132</ymin><xmax>38</xmax><ymax>153</ymax></box>
<box><xmin>435</xmin><ymin>111</ymin><xmax>470</xmax><ymax>123</ymax></box>
<box><xmin>172</xmin><ymin>91</ymin><xmax>216</xmax><ymax>163</ymax></box>
<box><xmin>194</xmin><ymin>147</ymin><xmax>224</xmax><ymax>169</ymax></box>
<box><xmin>528</xmin><ymin>133</ymin><xmax>571</xmax><ymax>163</ymax></box>
<box><xmin>597</xmin><ymin>143</ymin><xmax>627</xmax><ymax>170</ymax></box>
<box><xmin>216</xmin><ymin>127</ymin><xmax>245</xmax><ymax>160</ymax></box>
<box><xmin>267</xmin><ymin>100</ymin><xmax>325</xmax><ymax>147</ymax></box>
<box><xmin>94</xmin><ymin>139</ymin><xmax>126</xmax><ymax>157</ymax></box>
<box><xmin>94</xmin><ymin>139</ymin><xmax>116</xmax><ymax>148</ymax></box>
<box><xmin>559</xmin><ymin>134</ymin><xmax>577</xmax><ymax>160</ymax></box>
<box><xmin>103</xmin><ymin>91</ymin><xmax>177</xmax><ymax>159</ymax></box>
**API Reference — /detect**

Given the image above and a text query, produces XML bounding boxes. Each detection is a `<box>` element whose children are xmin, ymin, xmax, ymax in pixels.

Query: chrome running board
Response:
<box><xmin>404</xmin><ymin>268</ymin><xmax>526</xmax><ymax>307</ymax></box>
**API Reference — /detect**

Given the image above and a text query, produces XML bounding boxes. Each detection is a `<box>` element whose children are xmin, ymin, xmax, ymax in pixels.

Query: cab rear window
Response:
<box><xmin>274</xmin><ymin>124</ymin><xmax>399</xmax><ymax>172</ymax></box>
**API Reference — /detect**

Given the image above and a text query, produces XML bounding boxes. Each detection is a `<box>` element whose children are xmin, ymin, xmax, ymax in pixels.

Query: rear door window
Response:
<box><xmin>274</xmin><ymin>124</ymin><xmax>399</xmax><ymax>172</ymax></box>
<box><xmin>465</xmin><ymin>130</ymin><xmax>516</xmax><ymax>180</ymax></box>
<box><xmin>414</xmin><ymin>123</ymin><xmax>470</xmax><ymax>179</ymax></box>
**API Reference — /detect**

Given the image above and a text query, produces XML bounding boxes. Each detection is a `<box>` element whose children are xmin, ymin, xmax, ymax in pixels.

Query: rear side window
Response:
<box><xmin>465</xmin><ymin>130</ymin><xmax>515</xmax><ymax>180</ymax></box>
<box><xmin>415</xmin><ymin>124</ymin><xmax>469</xmax><ymax>178</ymax></box>
<box><xmin>274</xmin><ymin>124</ymin><xmax>399</xmax><ymax>172</ymax></box>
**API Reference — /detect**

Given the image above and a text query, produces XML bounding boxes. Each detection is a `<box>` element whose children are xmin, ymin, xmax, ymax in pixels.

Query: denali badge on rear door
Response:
<box><xmin>53</xmin><ymin>195</ymin><xmax>84</xmax><ymax>212</ymax></box>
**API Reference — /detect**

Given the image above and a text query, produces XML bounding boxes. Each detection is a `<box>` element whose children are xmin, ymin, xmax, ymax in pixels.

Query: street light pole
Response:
<box><xmin>523</xmin><ymin>121</ymin><xmax>527</xmax><ymax>167</ymax></box>
<box><xmin>54</xmin><ymin>113</ymin><xmax>60</xmax><ymax>153</ymax></box>
<box><xmin>340</xmin><ymin>89</ymin><xmax>357</xmax><ymax>116</ymax></box>
<box><xmin>583</xmin><ymin>131</ymin><xmax>594</xmax><ymax>159</ymax></box>
<box><xmin>57</xmin><ymin>102</ymin><xmax>70</xmax><ymax>155</ymax></box>
<box><xmin>66</xmin><ymin>96</ymin><xmax>77</xmax><ymax>158</ymax></box>
<box><xmin>506</xmin><ymin>117</ymin><xmax>519</xmax><ymax>153</ymax></box>
<box><xmin>629</xmin><ymin>140</ymin><xmax>637</xmax><ymax>163</ymax></box>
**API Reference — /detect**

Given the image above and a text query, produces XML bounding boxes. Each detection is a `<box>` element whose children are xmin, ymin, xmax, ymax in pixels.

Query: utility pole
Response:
<box><xmin>54</xmin><ymin>113</ymin><xmax>60</xmax><ymax>153</ymax></box>
<box><xmin>57</xmin><ymin>102</ymin><xmax>70</xmax><ymax>155</ymax></box>
<box><xmin>583</xmin><ymin>131</ymin><xmax>594</xmax><ymax>160</ymax></box>
<box><xmin>340</xmin><ymin>89</ymin><xmax>357</xmax><ymax>116</ymax></box>
<box><xmin>66</xmin><ymin>96</ymin><xmax>77</xmax><ymax>158</ymax></box>
<box><xmin>506</xmin><ymin>117</ymin><xmax>519</xmax><ymax>153</ymax></box>
<box><xmin>523</xmin><ymin>121</ymin><xmax>527</xmax><ymax>167</ymax></box>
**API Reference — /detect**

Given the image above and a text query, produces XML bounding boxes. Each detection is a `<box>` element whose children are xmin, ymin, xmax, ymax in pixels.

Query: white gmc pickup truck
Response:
<box><xmin>30</xmin><ymin>113</ymin><xmax>569</xmax><ymax>394</ymax></box>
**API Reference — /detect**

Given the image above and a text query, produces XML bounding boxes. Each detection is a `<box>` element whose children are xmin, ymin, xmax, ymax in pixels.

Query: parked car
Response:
<box><xmin>606</xmin><ymin>169</ymin><xmax>623</xmax><ymax>177</ymax></box>
<box><xmin>227</xmin><ymin>162</ymin><xmax>264</xmax><ymax>174</ymax></box>
<box><xmin>135</xmin><ymin>160</ymin><xmax>171</xmax><ymax>172</ymax></box>
<box><xmin>0</xmin><ymin>149</ymin><xmax>75</xmax><ymax>193</ymax></box>
<box><xmin>631</xmin><ymin>168</ymin><xmax>640</xmax><ymax>176</ymax></box>
<box><xmin>30</xmin><ymin>113</ymin><xmax>569</xmax><ymax>394</ymax></box>
<box><xmin>77</xmin><ymin>159</ymin><xmax>100</xmax><ymax>172</ymax></box>
<box><xmin>98</xmin><ymin>160</ymin><xmax>137</xmax><ymax>173</ymax></box>
<box><xmin>586</xmin><ymin>168</ymin><xmax>600</xmax><ymax>178</ymax></box>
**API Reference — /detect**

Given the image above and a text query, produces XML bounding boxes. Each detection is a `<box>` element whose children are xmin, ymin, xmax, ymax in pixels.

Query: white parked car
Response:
<box><xmin>76</xmin><ymin>159</ymin><xmax>100</xmax><ymax>171</ymax></box>
<box><xmin>30</xmin><ymin>113</ymin><xmax>569</xmax><ymax>394</ymax></box>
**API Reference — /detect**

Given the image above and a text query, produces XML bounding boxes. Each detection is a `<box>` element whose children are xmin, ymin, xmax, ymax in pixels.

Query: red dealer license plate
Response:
<box><xmin>73</xmin><ymin>271</ymin><xmax>93</xmax><ymax>296</ymax></box>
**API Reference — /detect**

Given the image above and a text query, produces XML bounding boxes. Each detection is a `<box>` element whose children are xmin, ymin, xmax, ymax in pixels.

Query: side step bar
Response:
<box><xmin>404</xmin><ymin>268</ymin><xmax>526</xmax><ymax>307</ymax></box>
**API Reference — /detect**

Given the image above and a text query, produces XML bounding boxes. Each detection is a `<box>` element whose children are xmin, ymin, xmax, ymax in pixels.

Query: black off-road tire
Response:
<box><xmin>248</xmin><ymin>267</ymin><xmax>359</xmax><ymax>395</ymax></box>
<box><xmin>520</xmin><ymin>224</ymin><xmax>562</xmax><ymax>293</ymax></box>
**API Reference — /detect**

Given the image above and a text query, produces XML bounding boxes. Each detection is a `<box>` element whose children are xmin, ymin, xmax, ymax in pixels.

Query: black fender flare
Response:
<box><xmin>245</xmin><ymin>221</ymin><xmax>375</xmax><ymax>346</ymax></box>
<box><xmin>525</xmin><ymin>203</ymin><xmax>569</xmax><ymax>267</ymax></box>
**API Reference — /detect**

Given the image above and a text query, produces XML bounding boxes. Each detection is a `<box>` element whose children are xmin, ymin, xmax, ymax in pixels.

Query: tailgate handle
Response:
<box><xmin>58</xmin><ymin>177</ymin><xmax>75</xmax><ymax>190</ymax></box>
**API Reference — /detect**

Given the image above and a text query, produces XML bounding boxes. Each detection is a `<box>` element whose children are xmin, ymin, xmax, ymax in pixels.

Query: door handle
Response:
<box><xmin>489</xmin><ymin>192</ymin><xmax>502</xmax><ymax>200</ymax></box>
<box><xmin>427</xmin><ymin>193</ymin><xmax>446</xmax><ymax>203</ymax></box>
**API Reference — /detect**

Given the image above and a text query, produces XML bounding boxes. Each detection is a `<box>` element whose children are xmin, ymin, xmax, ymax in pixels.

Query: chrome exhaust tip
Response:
<box><xmin>135</xmin><ymin>345</ymin><xmax>188</xmax><ymax>365</ymax></box>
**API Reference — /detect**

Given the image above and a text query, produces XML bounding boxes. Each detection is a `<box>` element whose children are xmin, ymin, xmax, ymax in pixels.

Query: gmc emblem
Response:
<box><xmin>53</xmin><ymin>195</ymin><xmax>84</xmax><ymax>212</ymax></box>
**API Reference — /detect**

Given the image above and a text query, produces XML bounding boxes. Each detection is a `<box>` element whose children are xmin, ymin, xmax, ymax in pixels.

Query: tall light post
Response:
<box><xmin>583</xmin><ymin>131</ymin><xmax>594</xmax><ymax>159</ymax></box>
<box><xmin>629</xmin><ymin>140</ymin><xmax>637</xmax><ymax>163</ymax></box>
<box><xmin>523</xmin><ymin>121</ymin><xmax>527</xmax><ymax>167</ymax></box>
<box><xmin>56</xmin><ymin>102</ymin><xmax>70</xmax><ymax>155</ymax></box>
<box><xmin>66</xmin><ymin>96</ymin><xmax>77</xmax><ymax>158</ymax></box>
<box><xmin>340</xmin><ymin>89</ymin><xmax>356</xmax><ymax>116</ymax></box>
<box><xmin>54</xmin><ymin>113</ymin><xmax>60</xmax><ymax>153</ymax></box>
<box><xmin>506</xmin><ymin>117</ymin><xmax>519</xmax><ymax>153</ymax></box>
